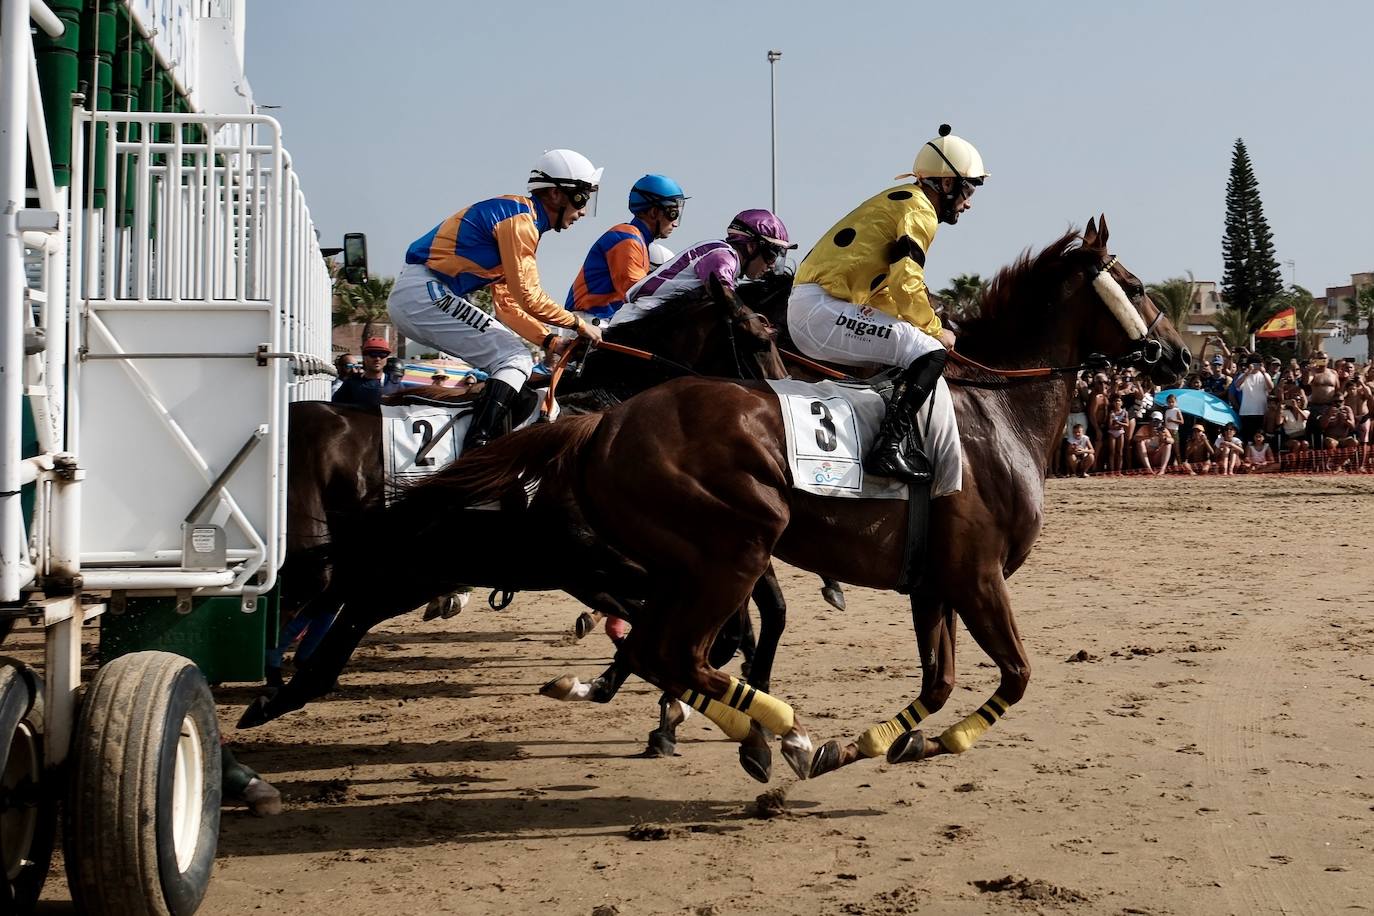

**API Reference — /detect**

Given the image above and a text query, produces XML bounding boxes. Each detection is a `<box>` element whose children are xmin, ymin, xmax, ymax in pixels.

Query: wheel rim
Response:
<box><xmin>170</xmin><ymin>714</ymin><xmax>204</xmax><ymax>873</ymax></box>
<box><xmin>1</xmin><ymin>721</ymin><xmax>40</xmax><ymax>882</ymax></box>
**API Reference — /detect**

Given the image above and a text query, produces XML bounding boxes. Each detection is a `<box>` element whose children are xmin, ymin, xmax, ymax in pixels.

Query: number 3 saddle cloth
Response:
<box><xmin>767</xmin><ymin>378</ymin><xmax>962</xmax><ymax>500</ymax></box>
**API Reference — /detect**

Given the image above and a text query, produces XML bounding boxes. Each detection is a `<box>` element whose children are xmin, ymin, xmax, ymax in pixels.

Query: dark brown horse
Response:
<box><xmin>255</xmin><ymin>282</ymin><xmax>793</xmax><ymax>753</ymax></box>
<box><xmin>267</xmin><ymin>218</ymin><xmax>1188</xmax><ymax>781</ymax></box>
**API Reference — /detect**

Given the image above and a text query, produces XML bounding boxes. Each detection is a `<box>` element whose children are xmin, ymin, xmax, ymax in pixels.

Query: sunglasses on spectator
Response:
<box><xmin>362</xmin><ymin>350</ymin><xmax>388</xmax><ymax>358</ymax></box>
<box><xmin>345</xmin><ymin>362</ymin><xmax>361</xmax><ymax>369</ymax></box>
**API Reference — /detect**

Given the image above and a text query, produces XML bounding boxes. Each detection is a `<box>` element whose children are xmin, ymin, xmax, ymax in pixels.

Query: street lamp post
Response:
<box><xmin>767</xmin><ymin>50</ymin><xmax>781</xmax><ymax>213</ymax></box>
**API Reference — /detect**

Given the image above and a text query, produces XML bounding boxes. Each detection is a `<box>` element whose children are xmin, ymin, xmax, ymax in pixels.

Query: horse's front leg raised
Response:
<box><xmin>915</xmin><ymin>575</ymin><xmax>1027</xmax><ymax>760</ymax></box>
<box><xmin>238</xmin><ymin>593</ymin><xmax>394</xmax><ymax>728</ymax></box>
<box><xmin>811</xmin><ymin>595</ymin><xmax>957</xmax><ymax>777</ymax></box>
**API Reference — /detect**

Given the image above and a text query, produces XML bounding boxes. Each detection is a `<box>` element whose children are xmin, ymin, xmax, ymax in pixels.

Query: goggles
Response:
<box><xmin>661</xmin><ymin>203</ymin><xmax>682</xmax><ymax>222</ymax></box>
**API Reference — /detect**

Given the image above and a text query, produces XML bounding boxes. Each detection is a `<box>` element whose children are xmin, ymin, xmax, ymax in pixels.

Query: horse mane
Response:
<box><xmin>953</xmin><ymin>229</ymin><xmax>1100</xmax><ymax>354</ymax></box>
<box><xmin>602</xmin><ymin>285</ymin><xmax>720</xmax><ymax>347</ymax></box>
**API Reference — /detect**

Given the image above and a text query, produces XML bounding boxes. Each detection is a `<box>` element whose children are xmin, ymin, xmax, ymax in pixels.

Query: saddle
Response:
<box><xmin>381</xmin><ymin>382</ymin><xmax>484</xmax><ymax>407</ymax></box>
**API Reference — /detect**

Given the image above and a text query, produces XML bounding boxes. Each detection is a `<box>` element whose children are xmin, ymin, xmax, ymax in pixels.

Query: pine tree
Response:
<box><xmin>1221</xmin><ymin>139</ymin><xmax>1284</xmax><ymax>329</ymax></box>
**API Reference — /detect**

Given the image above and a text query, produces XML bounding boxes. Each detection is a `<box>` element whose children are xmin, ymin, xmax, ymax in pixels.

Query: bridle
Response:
<box><xmin>540</xmin><ymin>299</ymin><xmax>783</xmax><ymax>418</ymax></box>
<box><xmin>946</xmin><ymin>252</ymin><xmax>1167</xmax><ymax>387</ymax></box>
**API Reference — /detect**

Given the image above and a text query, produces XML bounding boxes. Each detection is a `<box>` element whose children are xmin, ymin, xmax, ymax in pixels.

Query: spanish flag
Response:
<box><xmin>1256</xmin><ymin>307</ymin><xmax>1296</xmax><ymax>338</ymax></box>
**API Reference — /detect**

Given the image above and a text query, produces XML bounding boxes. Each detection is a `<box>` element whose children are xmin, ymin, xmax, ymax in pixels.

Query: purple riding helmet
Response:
<box><xmin>726</xmin><ymin>208</ymin><xmax>797</xmax><ymax>258</ymax></box>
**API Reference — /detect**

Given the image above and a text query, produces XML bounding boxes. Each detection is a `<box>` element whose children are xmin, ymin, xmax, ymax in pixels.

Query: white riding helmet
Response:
<box><xmin>527</xmin><ymin>148</ymin><xmax>604</xmax><ymax>193</ymax></box>
<box><xmin>647</xmin><ymin>242</ymin><xmax>673</xmax><ymax>269</ymax></box>
<box><xmin>906</xmin><ymin>124</ymin><xmax>989</xmax><ymax>182</ymax></box>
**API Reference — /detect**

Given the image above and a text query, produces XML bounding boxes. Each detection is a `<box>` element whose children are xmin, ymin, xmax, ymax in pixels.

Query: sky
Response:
<box><xmin>245</xmin><ymin>0</ymin><xmax>1373</xmax><ymax>300</ymax></box>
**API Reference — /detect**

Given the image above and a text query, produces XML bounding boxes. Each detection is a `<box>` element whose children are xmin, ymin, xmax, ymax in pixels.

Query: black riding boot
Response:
<box><xmin>864</xmin><ymin>349</ymin><xmax>949</xmax><ymax>481</ymax></box>
<box><xmin>463</xmin><ymin>378</ymin><xmax>519</xmax><ymax>451</ymax></box>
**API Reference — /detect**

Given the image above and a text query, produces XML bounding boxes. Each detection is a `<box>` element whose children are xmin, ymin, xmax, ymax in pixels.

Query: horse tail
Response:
<box><xmin>415</xmin><ymin>413</ymin><xmax>605</xmax><ymax>508</ymax></box>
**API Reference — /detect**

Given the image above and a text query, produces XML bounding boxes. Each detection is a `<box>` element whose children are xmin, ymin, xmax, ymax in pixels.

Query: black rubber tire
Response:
<box><xmin>0</xmin><ymin>658</ymin><xmax>56</xmax><ymax>913</ymax></box>
<box><xmin>63</xmin><ymin>651</ymin><xmax>221</xmax><ymax>916</ymax></box>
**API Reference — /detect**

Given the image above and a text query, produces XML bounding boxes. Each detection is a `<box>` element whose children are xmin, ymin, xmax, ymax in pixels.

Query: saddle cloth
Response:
<box><xmin>381</xmin><ymin>403</ymin><xmax>471</xmax><ymax>492</ymax></box>
<box><xmin>381</xmin><ymin>400</ymin><xmax>555</xmax><ymax>503</ymax></box>
<box><xmin>766</xmin><ymin>378</ymin><xmax>962</xmax><ymax>500</ymax></box>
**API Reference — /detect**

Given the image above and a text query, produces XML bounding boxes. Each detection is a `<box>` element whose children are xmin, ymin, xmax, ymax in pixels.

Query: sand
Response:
<box><xmin>25</xmin><ymin>473</ymin><xmax>1374</xmax><ymax>914</ymax></box>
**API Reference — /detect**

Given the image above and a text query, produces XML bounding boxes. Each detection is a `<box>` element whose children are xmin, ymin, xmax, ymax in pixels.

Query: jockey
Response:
<box><xmin>609</xmin><ymin>208</ymin><xmax>795</xmax><ymax>326</ymax></box>
<box><xmin>566</xmin><ymin>174</ymin><xmax>687</xmax><ymax>323</ymax></box>
<box><xmin>787</xmin><ymin>124</ymin><xmax>987</xmax><ymax>481</ymax></box>
<box><xmin>387</xmin><ymin>149</ymin><xmax>606</xmax><ymax>449</ymax></box>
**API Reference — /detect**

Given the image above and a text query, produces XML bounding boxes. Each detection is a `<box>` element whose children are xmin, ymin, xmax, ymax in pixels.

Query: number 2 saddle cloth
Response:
<box><xmin>766</xmin><ymin>377</ymin><xmax>962</xmax><ymax>500</ymax></box>
<box><xmin>380</xmin><ymin>393</ymin><xmax>553</xmax><ymax>503</ymax></box>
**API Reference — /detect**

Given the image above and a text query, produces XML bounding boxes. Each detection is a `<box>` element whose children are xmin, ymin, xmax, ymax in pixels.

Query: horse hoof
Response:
<box><xmin>243</xmin><ymin>777</ymin><xmax>283</xmax><ymax>817</ymax></box>
<box><xmin>645</xmin><ymin>730</ymin><xmax>677</xmax><ymax>758</ymax></box>
<box><xmin>574</xmin><ymin>612</ymin><xmax>596</xmax><ymax>639</ymax></box>
<box><xmin>886</xmin><ymin>730</ymin><xmax>927</xmax><ymax>765</ymax></box>
<box><xmin>809</xmin><ymin>740</ymin><xmax>844</xmax><ymax>779</ymax></box>
<box><xmin>236</xmin><ymin>696</ymin><xmax>273</xmax><ymax>729</ymax></box>
<box><xmin>422</xmin><ymin>600</ymin><xmax>442</xmax><ymax>621</ymax></box>
<box><xmin>780</xmin><ymin>726</ymin><xmax>814</xmax><ymax>780</ymax></box>
<box><xmin>821</xmin><ymin>585</ymin><xmax>847</xmax><ymax>612</ymax></box>
<box><xmin>441</xmin><ymin>593</ymin><xmax>467</xmax><ymax>619</ymax></box>
<box><xmin>739</xmin><ymin>746</ymin><xmax>772</xmax><ymax>784</ymax></box>
<box><xmin>540</xmin><ymin>675</ymin><xmax>580</xmax><ymax>700</ymax></box>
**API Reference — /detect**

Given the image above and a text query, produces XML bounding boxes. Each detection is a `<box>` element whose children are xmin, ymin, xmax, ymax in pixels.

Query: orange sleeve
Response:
<box><xmin>493</xmin><ymin>213</ymin><xmax>579</xmax><ymax>329</ymax></box>
<box><xmin>490</xmin><ymin>280</ymin><xmax>555</xmax><ymax>346</ymax></box>
<box><xmin>607</xmin><ymin>236</ymin><xmax>649</xmax><ymax>304</ymax></box>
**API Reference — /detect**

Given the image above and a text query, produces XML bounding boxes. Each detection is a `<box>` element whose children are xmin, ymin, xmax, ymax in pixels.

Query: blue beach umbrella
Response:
<box><xmin>1154</xmin><ymin>389</ymin><xmax>1240</xmax><ymax>428</ymax></box>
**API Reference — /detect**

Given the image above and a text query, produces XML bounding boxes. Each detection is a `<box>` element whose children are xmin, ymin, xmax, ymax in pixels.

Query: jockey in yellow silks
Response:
<box><xmin>388</xmin><ymin>149</ymin><xmax>605</xmax><ymax>449</ymax></box>
<box><xmin>787</xmin><ymin>124</ymin><xmax>988</xmax><ymax>481</ymax></box>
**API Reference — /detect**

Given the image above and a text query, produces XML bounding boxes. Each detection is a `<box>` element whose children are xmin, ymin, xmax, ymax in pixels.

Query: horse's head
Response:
<box><xmin>1072</xmin><ymin>215</ymin><xmax>1191</xmax><ymax>386</ymax></box>
<box><xmin>708</xmin><ymin>274</ymin><xmax>787</xmax><ymax>380</ymax></box>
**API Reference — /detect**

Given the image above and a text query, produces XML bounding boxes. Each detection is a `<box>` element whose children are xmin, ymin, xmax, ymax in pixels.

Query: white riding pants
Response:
<box><xmin>787</xmin><ymin>282</ymin><xmax>944</xmax><ymax>370</ymax></box>
<box><xmin>388</xmin><ymin>263</ymin><xmax>534</xmax><ymax>389</ymax></box>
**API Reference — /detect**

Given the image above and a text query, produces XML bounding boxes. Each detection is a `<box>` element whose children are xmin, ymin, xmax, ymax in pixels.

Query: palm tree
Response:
<box><xmin>1210</xmin><ymin>306</ymin><xmax>1251</xmax><ymax>350</ymax></box>
<box><xmin>1146</xmin><ymin>273</ymin><xmax>1197</xmax><ymax>331</ymax></box>
<box><xmin>937</xmin><ymin>273</ymin><xmax>987</xmax><ymax>322</ymax></box>
<box><xmin>1342</xmin><ymin>285</ymin><xmax>1374</xmax><ymax>361</ymax></box>
<box><xmin>333</xmin><ymin>275</ymin><xmax>396</xmax><ymax>347</ymax></box>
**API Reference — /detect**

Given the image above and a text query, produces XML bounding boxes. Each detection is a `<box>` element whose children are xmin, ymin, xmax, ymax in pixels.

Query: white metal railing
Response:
<box><xmin>67</xmin><ymin>109</ymin><xmax>330</xmax><ymax>594</ymax></box>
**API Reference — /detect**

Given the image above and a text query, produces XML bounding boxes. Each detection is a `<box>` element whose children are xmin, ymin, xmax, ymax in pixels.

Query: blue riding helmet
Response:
<box><xmin>628</xmin><ymin>174</ymin><xmax>687</xmax><ymax>214</ymax></box>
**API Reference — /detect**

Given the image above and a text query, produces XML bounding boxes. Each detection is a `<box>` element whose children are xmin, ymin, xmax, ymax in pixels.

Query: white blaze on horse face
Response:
<box><xmin>1093</xmin><ymin>269</ymin><xmax>1150</xmax><ymax>341</ymax></box>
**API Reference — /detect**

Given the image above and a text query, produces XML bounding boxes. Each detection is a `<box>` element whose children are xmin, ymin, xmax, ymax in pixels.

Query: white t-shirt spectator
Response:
<box><xmin>1246</xmin><ymin>442</ymin><xmax>1272</xmax><ymax>464</ymax></box>
<box><xmin>1163</xmin><ymin>406</ymin><xmax>1184</xmax><ymax>432</ymax></box>
<box><xmin>1068</xmin><ymin>432</ymin><xmax>1093</xmax><ymax>453</ymax></box>
<box><xmin>1237</xmin><ymin>369</ymin><xmax>1273</xmax><ymax>416</ymax></box>
<box><xmin>1215</xmin><ymin>433</ymin><xmax>1243</xmax><ymax>453</ymax></box>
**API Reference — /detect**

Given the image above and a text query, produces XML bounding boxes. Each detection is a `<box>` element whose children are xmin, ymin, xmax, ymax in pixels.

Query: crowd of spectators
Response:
<box><xmin>1052</xmin><ymin>337</ymin><xmax>1373</xmax><ymax>479</ymax></box>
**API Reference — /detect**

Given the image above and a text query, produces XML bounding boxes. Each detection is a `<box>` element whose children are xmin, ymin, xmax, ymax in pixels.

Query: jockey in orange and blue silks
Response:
<box><xmin>565</xmin><ymin>174</ymin><xmax>687</xmax><ymax>323</ymax></box>
<box><xmin>608</xmin><ymin>209</ymin><xmax>796</xmax><ymax>327</ymax></box>
<box><xmin>387</xmin><ymin>149</ymin><xmax>605</xmax><ymax>450</ymax></box>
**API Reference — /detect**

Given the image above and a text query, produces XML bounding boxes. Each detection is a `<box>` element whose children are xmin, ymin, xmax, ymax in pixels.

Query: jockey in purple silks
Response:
<box><xmin>607</xmin><ymin>208</ymin><xmax>795</xmax><ymax>327</ymax></box>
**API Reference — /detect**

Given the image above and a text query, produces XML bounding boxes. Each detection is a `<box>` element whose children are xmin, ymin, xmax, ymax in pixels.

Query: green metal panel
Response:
<box><xmin>100</xmin><ymin>590</ymin><xmax>279</xmax><ymax>685</ymax></box>
<box><xmin>32</xmin><ymin>0</ymin><xmax>82</xmax><ymax>186</ymax></box>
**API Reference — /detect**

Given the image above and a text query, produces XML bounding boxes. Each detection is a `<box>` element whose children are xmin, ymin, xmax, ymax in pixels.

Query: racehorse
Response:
<box><xmin>269</xmin><ymin>218</ymin><xmax>1188</xmax><ymax>782</ymax></box>
<box><xmin>254</xmin><ymin>281</ymin><xmax>792</xmax><ymax>755</ymax></box>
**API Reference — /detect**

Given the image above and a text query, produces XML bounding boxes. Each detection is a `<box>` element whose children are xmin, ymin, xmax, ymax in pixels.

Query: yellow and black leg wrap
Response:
<box><xmin>937</xmin><ymin>694</ymin><xmax>1010</xmax><ymax>754</ymax></box>
<box><xmin>720</xmin><ymin>675</ymin><xmax>795</xmax><ymax>735</ymax></box>
<box><xmin>855</xmin><ymin>700</ymin><xmax>932</xmax><ymax>758</ymax></box>
<box><xmin>679</xmin><ymin>688</ymin><xmax>753</xmax><ymax>742</ymax></box>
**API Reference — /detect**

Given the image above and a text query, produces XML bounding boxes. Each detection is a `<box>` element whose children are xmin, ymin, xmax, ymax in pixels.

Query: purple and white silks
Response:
<box><xmin>608</xmin><ymin>240</ymin><xmax>741</xmax><ymax>326</ymax></box>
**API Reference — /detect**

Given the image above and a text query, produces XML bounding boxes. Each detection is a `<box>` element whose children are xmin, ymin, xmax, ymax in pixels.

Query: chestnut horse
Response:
<box><xmin>257</xmin><ymin>219</ymin><xmax>1187</xmax><ymax>783</ymax></box>
<box><xmin>252</xmin><ymin>282</ymin><xmax>790</xmax><ymax>736</ymax></box>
